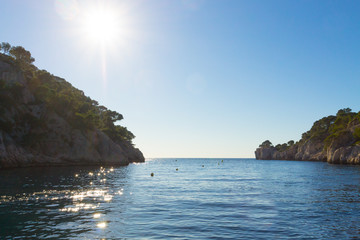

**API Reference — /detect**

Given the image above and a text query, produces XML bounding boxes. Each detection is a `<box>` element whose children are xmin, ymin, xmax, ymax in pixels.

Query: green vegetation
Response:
<box><xmin>259</xmin><ymin>140</ymin><xmax>273</xmax><ymax>148</ymax></box>
<box><xmin>354</xmin><ymin>127</ymin><xmax>360</xmax><ymax>145</ymax></box>
<box><xmin>0</xmin><ymin>42</ymin><xmax>11</xmax><ymax>54</ymax></box>
<box><xmin>259</xmin><ymin>139</ymin><xmax>293</xmax><ymax>151</ymax></box>
<box><xmin>274</xmin><ymin>143</ymin><xmax>291</xmax><ymax>152</ymax></box>
<box><xmin>0</xmin><ymin>42</ymin><xmax>135</xmax><ymax>144</ymax></box>
<box><xmin>10</xmin><ymin>46</ymin><xmax>35</xmax><ymax>65</ymax></box>
<box><xmin>260</xmin><ymin>108</ymin><xmax>360</xmax><ymax>151</ymax></box>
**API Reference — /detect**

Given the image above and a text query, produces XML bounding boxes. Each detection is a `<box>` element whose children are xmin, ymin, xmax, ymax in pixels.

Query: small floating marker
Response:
<box><xmin>176</xmin><ymin>168</ymin><xmax>178</xmax><ymax>171</ymax></box>
<box><xmin>75</xmin><ymin>174</ymin><xmax>79</xmax><ymax>177</ymax></box>
<box><xmin>221</xmin><ymin>160</ymin><xmax>224</xmax><ymax>162</ymax></box>
<box><xmin>202</xmin><ymin>165</ymin><xmax>204</xmax><ymax>167</ymax></box>
<box><xmin>150</xmin><ymin>173</ymin><xmax>154</xmax><ymax>177</ymax></box>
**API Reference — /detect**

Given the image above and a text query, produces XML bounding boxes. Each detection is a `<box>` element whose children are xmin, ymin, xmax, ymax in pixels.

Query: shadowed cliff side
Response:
<box><xmin>255</xmin><ymin>109</ymin><xmax>360</xmax><ymax>164</ymax></box>
<box><xmin>0</xmin><ymin>44</ymin><xmax>144</xmax><ymax>168</ymax></box>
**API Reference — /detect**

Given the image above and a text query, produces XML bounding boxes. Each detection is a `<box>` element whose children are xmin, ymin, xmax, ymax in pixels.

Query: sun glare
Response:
<box><xmin>81</xmin><ymin>6</ymin><xmax>120</xmax><ymax>45</ymax></box>
<box><xmin>73</xmin><ymin>1</ymin><xmax>135</xmax><ymax>89</ymax></box>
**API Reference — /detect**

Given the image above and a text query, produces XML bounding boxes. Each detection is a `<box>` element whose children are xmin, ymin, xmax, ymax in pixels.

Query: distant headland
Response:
<box><xmin>255</xmin><ymin>108</ymin><xmax>360</xmax><ymax>164</ymax></box>
<box><xmin>0</xmin><ymin>42</ymin><xmax>144</xmax><ymax>168</ymax></box>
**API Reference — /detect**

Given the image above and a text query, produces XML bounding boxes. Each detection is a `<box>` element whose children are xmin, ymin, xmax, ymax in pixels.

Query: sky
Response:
<box><xmin>1</xmin><ymin>0</ymin><xmax>360</xmax><ymax>158</ymax></box>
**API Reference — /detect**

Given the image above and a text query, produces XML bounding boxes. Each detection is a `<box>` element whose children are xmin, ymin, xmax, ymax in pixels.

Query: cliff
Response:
<box><xmin>255</xmin><ymin>109</ymin><xmax>360</xmax><ymax>164</ymax></box>
<box><xmin>0</xmin><ymin>51</ymin><xmax>144</xmax><ymax>168</ymax></box>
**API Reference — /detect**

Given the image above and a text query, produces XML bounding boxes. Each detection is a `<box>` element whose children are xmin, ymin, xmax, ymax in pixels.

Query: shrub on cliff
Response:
<box><xmin>275</xmin><ymin>143</ymin><xmax>289</xmax><ymax>152</ymax></box>
<box><xmin>354</xmin><ymin>127</ymin><xmax>360</xmax><ymax>145</ymax></box>
<box><xmin>9</xmin><ymin>46</ymin><xmax>35</xmax><ymax>65</ymax></box>
<box><xmin>259</xmin><ymin>140</ymin><xmax>273</xmax><ymax>148</ymax></box>
<box><xmin>0</xmin><ymin>42</ymin><xmax>11</xmax><ymax>54</ymax></box>
<box><xmin>301</xmin><ymin>115</ymin><xmax>336</xmax><ymax>142</ymax></box>
<box><xmin>323</xmin><ymin>109</ymin><xmax>358</xmax><ymax>148</ymax></box>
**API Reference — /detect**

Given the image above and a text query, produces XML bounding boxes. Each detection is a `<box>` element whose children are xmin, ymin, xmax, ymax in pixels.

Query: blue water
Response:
<box><xmin>1</xmin><ymin>158</ymin><xmax>360</xmax><ymax>239</ymax></box>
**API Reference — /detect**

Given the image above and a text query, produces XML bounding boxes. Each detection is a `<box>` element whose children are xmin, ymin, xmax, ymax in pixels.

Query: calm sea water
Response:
<box><xmin>1</xmin><ymin>158</ymin><xmax>360</xmax><ymax>239</ymax></box>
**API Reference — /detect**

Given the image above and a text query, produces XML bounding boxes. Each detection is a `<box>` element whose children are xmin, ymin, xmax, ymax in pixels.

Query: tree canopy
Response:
<box><xmin>9</xmin><ymin>46</ymin><xmax>35</xmax><ymax>65</ymax></box>
<box><xmin>1</xmin><ymin>42</ymin><xmax>11</xmax><ymax>54</ymax></box>
<box><xmin>259</xmin><ymin>140</ymin><xmax>273</xmax><ymax>148</ymax></box>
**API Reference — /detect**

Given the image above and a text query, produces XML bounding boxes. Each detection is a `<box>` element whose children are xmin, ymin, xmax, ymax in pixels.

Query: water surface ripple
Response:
<box><xmin>1</xmin><ymin>159</ymin><xmax>360</xmax><ymax>239</ymax></box>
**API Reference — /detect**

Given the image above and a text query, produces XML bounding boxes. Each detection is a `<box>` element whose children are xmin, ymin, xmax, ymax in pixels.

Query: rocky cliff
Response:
<box><xmin>0</xmin><ymin>53</ymin><xmax>144</xmax><ymax>168</ymax></box>
<box><xmin>255</xmin><ymin>109</ymin><xmax>360</xmax><ymax>164</ymax></box>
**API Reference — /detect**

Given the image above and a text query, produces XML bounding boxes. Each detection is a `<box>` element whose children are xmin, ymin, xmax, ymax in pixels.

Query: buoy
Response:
<box><xmin>176</xmin><ymin>168</ymin><xmax>178</xmax><ymax>171</ymax></box>
<box><xmin>221</xmin><ymin>160</ymin><xmax>224</xmax><ymax>162</ymax></box>
<box><xmin>202</xmin><ymin>165</ymin><xmax>204</xmax><ymax>167</ymax></box>
<box><xmin>150</xmin><ymin>173</ymin><xmax>154</xmax><ymax>177</ymax></box>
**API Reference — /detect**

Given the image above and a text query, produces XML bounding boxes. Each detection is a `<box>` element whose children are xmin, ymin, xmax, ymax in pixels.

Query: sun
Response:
<box><xmin>75</xmin><ymin>1</ymin><xmax>136</xmax><ymax>50</ymax></box>
<box><xmin>81</xmin><ymin>5</ymin><xmax>121</xmax><ymax>45</ymax></box>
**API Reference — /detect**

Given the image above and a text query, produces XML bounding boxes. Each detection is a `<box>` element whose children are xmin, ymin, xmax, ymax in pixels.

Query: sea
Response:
<box><xmin>0</xmin><ymin>158</ymin><xmax>360</xmax><ymax>239</ymax></box>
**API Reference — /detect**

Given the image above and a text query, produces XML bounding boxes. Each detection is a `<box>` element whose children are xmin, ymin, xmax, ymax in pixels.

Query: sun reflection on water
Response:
<box><xmin>103</xmin><ymin>195</ymin><xmax>112</xmax><ymax>202</ymax></box>
<box><xmin>60</xmin><ymin>203</ymin><xmax>98</xmax><ymax>212</ymax></box>
<box><xmin>97</xmin><ymin>221</ymin><xmax>107</xmax><ymax>229</ymax></box>
<box><xmin>0</xmin><ymin>166</ymin><xmax>121</xmax><ymax>221</ymax></box>
<box><xmin>0</xmin><ymin>165</ymin><xmax>131</xmax><ymax>239</ymax></box>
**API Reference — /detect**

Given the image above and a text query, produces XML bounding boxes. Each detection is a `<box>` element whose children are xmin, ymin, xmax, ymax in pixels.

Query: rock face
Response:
<box><xmin>0</xmin><ymin>57</ymin><xmax>144</xmax><ymax>168</ymax></box>
<box><xmin>255</xmin><ymin>140</ymin><xmax>328</xmax><ymax>163</ymax></box>
<box><xmin>255</xmin><ymin>124</ymin><xmax>360</xmax><ymax>165</ymax></box>
<box><xmin>255</xmin><ymin>143</ymin><xmax>360</xmax><ymax>164</ymax></box>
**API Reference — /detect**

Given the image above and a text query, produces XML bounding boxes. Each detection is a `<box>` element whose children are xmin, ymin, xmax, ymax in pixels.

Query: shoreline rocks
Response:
<box><xmin>255</xmin><ymin>136</ymin><xmax>360</xmax><ymax>165</ymax></box>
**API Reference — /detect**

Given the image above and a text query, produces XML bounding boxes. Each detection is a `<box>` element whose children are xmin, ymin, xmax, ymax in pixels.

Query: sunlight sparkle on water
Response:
<box><xmin>103</xmin><ymin>195</ymin><xmax>113</xmax><ymax>202</ymax></box>
<box><xmin>97</xmin><ymin>222</ymin><xmax>107</xmax><ymax>229</ymax></box>
<box><xmin>71</xmin><ymin>189</ymin><xmax>107</xmax><ymax>201</ymax></box>
<box><xmin>60</xmin><ymin>203</ymin><xmax>97</xmax><ymax>212</ymax></box>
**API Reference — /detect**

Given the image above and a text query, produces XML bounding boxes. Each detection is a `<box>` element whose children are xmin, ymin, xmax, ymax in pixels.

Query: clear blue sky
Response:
<box><xmin>2</xmin><ymin>0</ymin><xmax>360</xmax><ymax>158</ymax></box>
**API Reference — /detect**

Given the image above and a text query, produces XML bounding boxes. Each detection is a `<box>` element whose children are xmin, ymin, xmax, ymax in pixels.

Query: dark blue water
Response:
<box><xmin>1</xmin><ymin>158</ymin><xmax>360</xmax><ymax>239</ymax></box>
